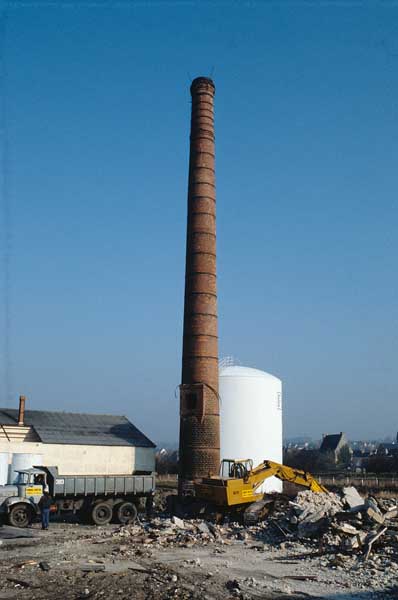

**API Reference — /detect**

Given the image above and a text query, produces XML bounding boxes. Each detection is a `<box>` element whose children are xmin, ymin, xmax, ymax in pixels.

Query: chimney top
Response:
<box><xmin>190</xmin><ymin>77</ymin><xmax>215</xmax><ymax>94</ymax></box>
<box><xmin>18</xmin><ymin>395</ymin><xmax>26</xmax><ymax>426</ymax></box>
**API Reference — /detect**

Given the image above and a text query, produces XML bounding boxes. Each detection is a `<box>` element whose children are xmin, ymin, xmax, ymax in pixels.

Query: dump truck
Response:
<box><xmin>194</xmin><ymin>458</ymin><xmax>328</xmax><ymax>524</ymax></box>
<box><xmin>0</xmin><ymin>466</ymin><xmax>155</xmax><ymax>528</ymax></box>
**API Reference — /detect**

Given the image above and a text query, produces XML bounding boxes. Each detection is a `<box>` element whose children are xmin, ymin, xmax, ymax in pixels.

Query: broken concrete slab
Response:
<box><xmin>196</xmin><ymin>521</ymin><xmax>211</xmax><ymax>535</ymax></box>
<box><xmin>171</xmin><ymin>516</ymin><xmax>185</xmax><ymax>529</ymax></box>
<box><xmin>365</xmin><ymin>507</ymin><xmax>385</xmax><ymax>525</ymax></box>
<box><xmin>343</xmin><ymin>486</ymin><xmax>365</xmax><ymax>510</ymax></box>
<box><xmin>384</xmin><ymin>506</ymin><xmax>398</xmax><ymax>520</ymax></box>
<box><xmin>365</xmin><ymin>497</ymin><xmax>383</xmax><ymax>515</ymax></box>
<box><xmin>332</xmin><ymin>522</ymin><xmax>361</xmax><ymax>536</ymax></box>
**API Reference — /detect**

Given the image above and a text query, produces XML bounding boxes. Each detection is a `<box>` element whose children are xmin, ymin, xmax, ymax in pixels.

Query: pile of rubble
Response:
<box><xmin>81</xmin><ymin>488</ymin><xmax>398</xmax><ymax>595</ymax></box>
<box><xmin>111</xmin><ymin>515</ymin><xmax>223</xmax><ymax>549</ymax></box>
<box><xmin>106</xmin><ymin>487</ymin><xmax>398</xmax><ymax>568</ymax></box>
<box><xmin>268</xmin><ymin>487</ymin><xmax>398</xmax><ymax>560</ymax></box>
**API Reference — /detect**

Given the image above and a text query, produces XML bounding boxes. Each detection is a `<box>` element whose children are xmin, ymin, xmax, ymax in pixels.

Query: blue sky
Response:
<box><xmin>0</xmin><ymin>1</ymin><xmax>397</xmax><ymax>443</ymax></box>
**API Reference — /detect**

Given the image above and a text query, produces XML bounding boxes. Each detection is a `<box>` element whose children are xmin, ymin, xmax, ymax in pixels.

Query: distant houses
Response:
<box><xmin>377</xmin><ymin>442</ymin><xmax>398</xmax><ymax>457</ymax></box>
<box><xmin>320</xmin><ymin>432</ymin><xmax>352</xmax><ymax>464</ymax></box>
<box><xmin>284</xmin><ymin>432</ymin><xmax>398</xmax><ymax>473</ymax></box>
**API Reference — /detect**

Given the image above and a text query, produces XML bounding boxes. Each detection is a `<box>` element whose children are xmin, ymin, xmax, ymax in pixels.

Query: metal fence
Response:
<box><xmin>315</xmin><ymin>474</ymin><xmax>398</xmax><ymax>490</ymax></box>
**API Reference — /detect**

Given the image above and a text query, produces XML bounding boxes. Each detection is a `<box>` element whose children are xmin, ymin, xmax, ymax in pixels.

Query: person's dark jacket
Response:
<box><xmin>38</xmin><ymin>493</ymin><xmax>53</xmax><ymax>510</ymax></box>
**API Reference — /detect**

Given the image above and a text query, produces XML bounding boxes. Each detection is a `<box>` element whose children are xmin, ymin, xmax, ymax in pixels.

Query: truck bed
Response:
<box><xmin>48</xmin><ymin>471</ymin><xmax>155</xmax><ymax>497</ymax></box>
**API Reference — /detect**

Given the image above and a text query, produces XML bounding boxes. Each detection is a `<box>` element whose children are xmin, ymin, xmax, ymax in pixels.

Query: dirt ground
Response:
<box><xmin>1</xmin><ymin>512</ymin><xmax>398</xmax><ymax>600</ymax></box>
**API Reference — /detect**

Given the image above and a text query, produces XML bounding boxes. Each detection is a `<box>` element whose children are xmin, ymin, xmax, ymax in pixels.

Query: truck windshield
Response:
<box><xmin>16</xmin><ymin>472</ymin><xmax>29</xmax><ymax>485</ymax></box>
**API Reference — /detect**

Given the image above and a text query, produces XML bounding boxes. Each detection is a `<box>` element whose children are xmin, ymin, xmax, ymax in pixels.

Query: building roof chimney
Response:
<box><xmin>18</xmin><ymin>395</ymin><xmax>26</xmax><ymax>426</ymax></box>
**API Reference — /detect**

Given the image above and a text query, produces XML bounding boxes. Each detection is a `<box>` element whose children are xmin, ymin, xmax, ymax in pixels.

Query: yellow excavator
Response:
<box><xmin>194</xmin><ymin>458</ymin><xmax>328</xmax><ymax>524</ymax></box>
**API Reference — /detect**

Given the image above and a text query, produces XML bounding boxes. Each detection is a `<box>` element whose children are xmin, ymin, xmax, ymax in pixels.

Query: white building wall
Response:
<box><xmin>0</xmin><ymin>439</ymin><xmax>155</xmax><ymax>475</ymax></box>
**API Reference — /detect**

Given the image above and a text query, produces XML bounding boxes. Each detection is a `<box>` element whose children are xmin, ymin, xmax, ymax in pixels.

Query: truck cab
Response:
<box><xmin>0</xmin><ymin>468</ymin><xmax>47</xmax><ymax>527</ymax></box>
<box><xmin>14</xmin><ymin>468</ymin><xmax>48</xmax><ymax>504</ymax></box>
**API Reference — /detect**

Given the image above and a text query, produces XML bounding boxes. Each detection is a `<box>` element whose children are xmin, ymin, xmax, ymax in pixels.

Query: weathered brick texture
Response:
<box><xmin>179</xmin><ymin>77</ymin><xmax>220</xmax><ymax>493</ymax></box>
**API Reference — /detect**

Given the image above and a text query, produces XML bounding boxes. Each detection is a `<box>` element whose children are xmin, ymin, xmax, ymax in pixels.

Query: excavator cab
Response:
<box><xmin>219</xmin><ymin>459</ymin><xmax>253</xmax><ymax>480</ymax></box>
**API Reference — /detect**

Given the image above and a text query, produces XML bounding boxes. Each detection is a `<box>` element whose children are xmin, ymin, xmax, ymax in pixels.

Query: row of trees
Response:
<box><xmin>283</xmin><ymin>446</ymin><xmax>351</xmax><ymax>473</ymax></box>
<box><xmin>155</xmin><ymin>447</ymin><xmax>398</xmax><ymax>475</ymax></box>
<box><xmin>284</xmin><ymin>448</ymin><xmax>398</xmax><ymax>474</ymax></box>
<box><xmin>365</xmin><ymin>455</ymin><xmax>398</xmax><ymax>474</ymax></box>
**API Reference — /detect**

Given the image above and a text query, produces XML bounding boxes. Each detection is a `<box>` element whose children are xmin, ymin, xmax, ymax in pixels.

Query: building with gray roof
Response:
<box><xmin>0</xmin><ymin>397</ymin><xmax>155</xmax><ymax>477</ymax></box>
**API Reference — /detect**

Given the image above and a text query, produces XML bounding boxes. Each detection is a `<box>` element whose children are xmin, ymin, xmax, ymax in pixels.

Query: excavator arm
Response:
<box><xmin>247</xmin><ymin>460</ymin><xmax>328</xmax><ymax>494</ymax></box>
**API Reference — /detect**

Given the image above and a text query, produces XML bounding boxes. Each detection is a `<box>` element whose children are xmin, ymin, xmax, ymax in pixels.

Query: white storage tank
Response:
<box><xmin>220</xmin><ymin>365</ymin><xmax>283</xmax><ymax>493</ymax></box>
<box><xmin>0</xmin><ymin>452</ymin><xmax>9</xmax><ymax>486</ymax></box>
<box><xmin>8</xmin><ymin>453</ymin><xmax>43</xmax><ymax>484</ymax></box>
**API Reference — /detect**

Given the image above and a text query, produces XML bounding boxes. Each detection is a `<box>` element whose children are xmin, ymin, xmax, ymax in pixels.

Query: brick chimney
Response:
<box><xmin>178</xmin><ymin>77</ymin><xmax>220</xmax><ymax>495</ymax></box>
<box><xmin>18</xmin><ymin>395</ymin><xmax>26</xmax><ymax>426</ymax></box>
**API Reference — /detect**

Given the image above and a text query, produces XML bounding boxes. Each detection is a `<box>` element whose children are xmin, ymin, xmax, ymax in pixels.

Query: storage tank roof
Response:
<box><xmin>219</xmin><ymin>365</ymin><xmax>281</xmax><ymax>383</ymax></box>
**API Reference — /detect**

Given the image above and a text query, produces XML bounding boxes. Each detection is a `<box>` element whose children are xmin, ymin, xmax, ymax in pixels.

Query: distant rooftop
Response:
<box><xmin>320</xmin><ymin>433</ymin><xmax>346</xmax><ymax>452</ymax></box>
<box><xmin>0</xmin><ymin>408</ymin><xmax>155</xmax><ymax>448</ymax></box>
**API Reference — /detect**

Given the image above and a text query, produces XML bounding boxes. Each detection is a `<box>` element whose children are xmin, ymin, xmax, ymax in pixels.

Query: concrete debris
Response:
<box><xmin>289</xmin><ymin>490</ymin><xmax>343</xmax><ymax>539</ymax></box>
<box><xmin>384</xmin><ymin>505</ymin><xmax>398</xmax><ymax>520</ymax></box>
<box><xmin>340</xmin><ymin>531</ymin><xmax>367</xmax><ymax>551</ymax></box>
<box><xmin>332</xmin><ymin>522</ymin><xmax>361</xmax><ymax>536</ymax></box>
<box><xmin>104</xmin><ymin>486</ymin><xmax>398</xmax><ymax>579</ymax></box>
<box><xmin>365</xmin><ymin>497</ymin><xmax>384</xmax><ymax>516</ymax></box>
<box><xmin>343</xmin><ymin>486</ymin><xmax>365</xmax><ymax>510</ymax></box>
<box><xmin>111</xmin><ymin>486</ymin><xmax>398</xmax><ymax>572</ymax></box>
<box><xmin>365</xmin><ymin>506</ymin><xmax>385</xmax><ymax>525</ymax></box>
<box><xmin>265</xmin><ymin>487</ymin><xmax>398</xmax><ymax>566</ymax></box>
<box><xmin>197</xmin><ymin>521</ymin><xmax>211</xmax><ymax>535</ymax></box>
<box><xmin>9</xmin><ymin>485</ymin><xmax>388</xmax><ymax>598</ymax></box>
<box><xmin>171</xmin><ymin>515</ymin><xmax>185</xmax><ymax>529</ymax></box>
<box><xmin>2</xmin><ymin>486</ymin><xmax>398</xmax><ymax>600</ymax></box>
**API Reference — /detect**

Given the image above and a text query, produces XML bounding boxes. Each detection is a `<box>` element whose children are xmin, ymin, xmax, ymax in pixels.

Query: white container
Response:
<box><xmin>0</xmin><ymin>452</ymin><xmax>9</xmax><ymax>486</ymax></box>
<box><xmin>220</xmin><ymin>365</ymin><xmax>283</xmax><ymax>493</ymax></box>
<box><xmin>8</xmin><ymin>453</ymin><xmax>43</xmax><ymax>484</ymax></box>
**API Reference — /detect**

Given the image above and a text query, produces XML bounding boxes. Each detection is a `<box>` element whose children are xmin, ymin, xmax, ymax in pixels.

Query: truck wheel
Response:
<box><xmin>91</xmin><ymin>502</ymin><xmax>112</xmax><ymax>526</ymax></box>
<box><xmin>8</xmin><ymin>504</ymin><xmax>32</xmax><ymax>528</ymax></box>
<box><xmin>117</xmin><ymin>502</ymin><xmax>137</xmax><ymax>525</ymax></box>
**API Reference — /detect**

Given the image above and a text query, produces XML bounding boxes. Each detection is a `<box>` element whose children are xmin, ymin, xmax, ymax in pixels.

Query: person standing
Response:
<box><xmin>38</xmin><ymin>487</ymin><xmax>53</xmax><ymax>530</ymax></box>
<box><xmin>145</xmin><ymin>493</ymin><xmax>154</xmax><ymax>518</ymax></box>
